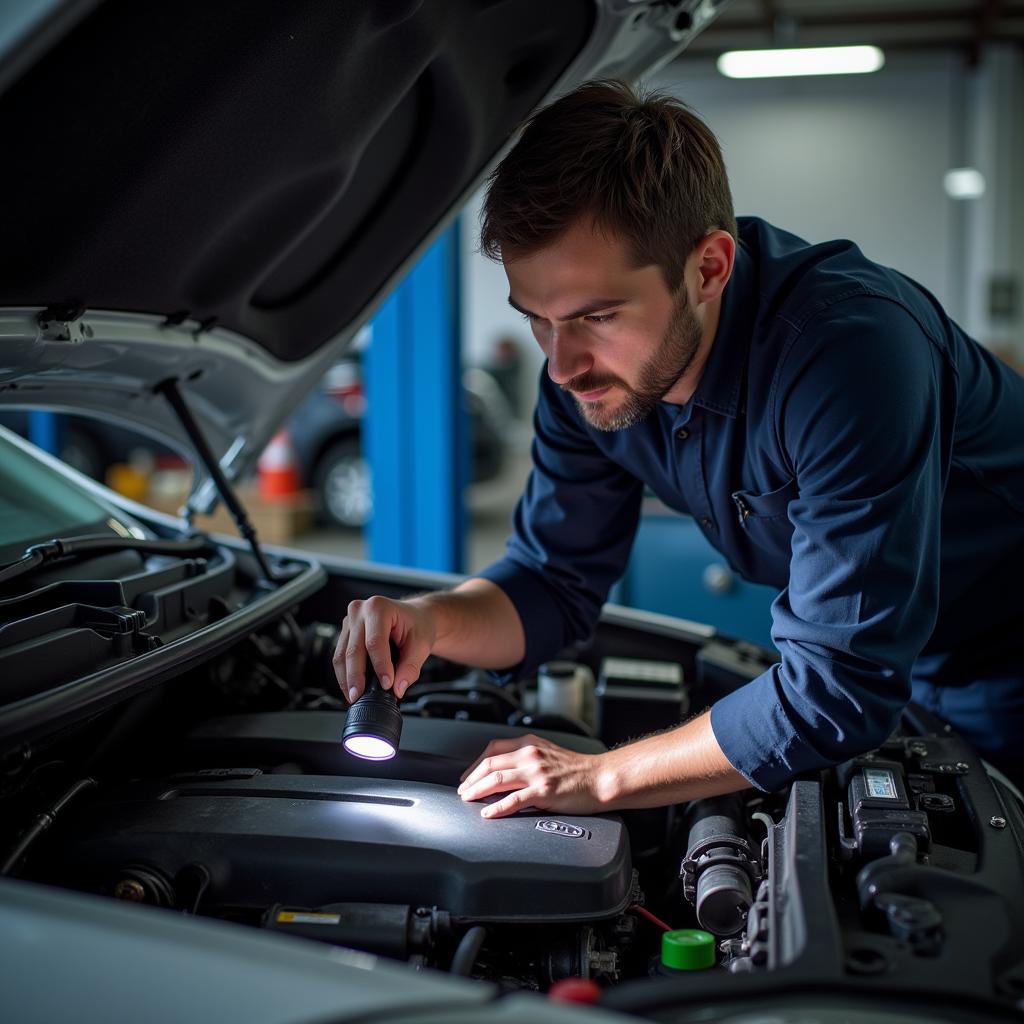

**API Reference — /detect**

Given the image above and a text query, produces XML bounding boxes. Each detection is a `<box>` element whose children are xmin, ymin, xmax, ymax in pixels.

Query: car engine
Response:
<box><xmin>2</xmin><ymin>537</ymin><xmax>1024</xmax><ymax>1021</ymax></box>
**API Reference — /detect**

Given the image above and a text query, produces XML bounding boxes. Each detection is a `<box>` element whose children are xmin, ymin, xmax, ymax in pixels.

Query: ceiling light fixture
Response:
<box><xmin>717</xmin><ymin>45</ymin><xmax>885</xmax><ymax>79</ymax></box>
<box><xmin>943</xmin><ymin>168</ymin><xmax>986</xmax><ymax>200</ymax></box>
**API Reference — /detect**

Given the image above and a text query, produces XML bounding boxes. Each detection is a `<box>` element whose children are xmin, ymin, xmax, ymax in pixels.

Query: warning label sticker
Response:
<box><xmin>864</xmin><ymin>768</ymin><xmax>898</xmax><ymax>800</ymax></box>
<box><xmin>276</xmin><ymin>911</ymin><xmax>341</xmax><ymax>925</ymax></box>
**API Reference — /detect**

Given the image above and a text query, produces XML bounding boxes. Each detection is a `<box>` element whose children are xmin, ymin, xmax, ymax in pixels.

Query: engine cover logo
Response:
<box><xmin>535</xmin><ymin>819</ymin><xmax>590</xmax><ymax>840</ymax></box>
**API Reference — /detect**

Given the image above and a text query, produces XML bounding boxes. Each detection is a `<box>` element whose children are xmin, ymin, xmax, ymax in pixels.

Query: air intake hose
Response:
<box><xmin>681</xmin><ymin>794</ymin><xmax>759</xmax><ymax>936</ymax></box>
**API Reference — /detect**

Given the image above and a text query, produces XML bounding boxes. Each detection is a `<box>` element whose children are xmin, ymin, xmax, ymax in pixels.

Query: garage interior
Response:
<box><xmin>1</xmin><ymin>1</ymin><xmax>1023</xmax><ymax>1015</ymax></box>
<box><xmin>9</xmin><ymin>3</ymin><xmax>1023</xmax><ymax>652</ymax></box>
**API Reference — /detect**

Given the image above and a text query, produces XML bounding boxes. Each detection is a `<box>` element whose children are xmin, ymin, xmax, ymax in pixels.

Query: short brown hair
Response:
<box><xmin>480</xmin><ymin>80</ymin><xmax>736</xmax><ymax>290</ymax></box>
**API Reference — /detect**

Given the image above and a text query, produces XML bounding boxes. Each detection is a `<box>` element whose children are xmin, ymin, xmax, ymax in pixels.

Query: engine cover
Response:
<box><xmin>37</xmin><ymin>773</ymin><xmax>632</xmax><ymax>924</ymax></box>
<box><xmin>183</xmin><ymin>712</ymin><xmax>607</xmax><ymax>788</ymax></box>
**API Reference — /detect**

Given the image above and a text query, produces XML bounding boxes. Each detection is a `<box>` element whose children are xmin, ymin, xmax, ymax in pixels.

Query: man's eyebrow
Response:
<box><xmin>507</xmin><ymin>296</ymin><xmax>628</xmax><ymax>321</ymax></box>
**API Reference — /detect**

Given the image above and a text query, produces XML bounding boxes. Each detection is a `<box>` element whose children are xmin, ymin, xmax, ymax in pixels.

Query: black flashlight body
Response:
<box><xmin>342</xmin><ymin>649</ymin><xmax>404</xmax><ymax>759</ymax></box>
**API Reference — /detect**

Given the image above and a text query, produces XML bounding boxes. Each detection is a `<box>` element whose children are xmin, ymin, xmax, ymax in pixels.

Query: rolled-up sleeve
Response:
<box><xmin>477</xmin><ymin>371</ymin><xmax>644</xmax><ymax>680</ymax></box>
<box><xmin>712</xmin><ymin>300</ymin><xmax>952</xmax><ymax>790</ymax></box>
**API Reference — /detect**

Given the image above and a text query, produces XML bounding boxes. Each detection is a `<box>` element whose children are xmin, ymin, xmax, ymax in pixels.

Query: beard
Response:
<box><xmin>562</xmin><ymin>286</ymin><xmax>702</xmax><ymax>432</ymax></box>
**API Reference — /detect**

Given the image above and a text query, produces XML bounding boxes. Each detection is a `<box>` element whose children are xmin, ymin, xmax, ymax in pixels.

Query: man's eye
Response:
<box><xmin>520</xmin><ymin>312</ymin><xmax>541</xmax><ymax>324</ymax></box>
<box><xmin>584</xmin><ymin>313</ymin><xmax>617</xmax><ymax>324</ymax></box>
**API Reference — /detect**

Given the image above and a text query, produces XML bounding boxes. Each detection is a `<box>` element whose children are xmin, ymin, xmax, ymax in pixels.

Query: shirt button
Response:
<box><xmin>675</xmin><ymin>428</ymin><xmax>690</xmax><ymax>440</ymax></box>
<box><xmin>700</xmin><ymin>517</ymin><xmax>713</xmax><ymax>529</ymax></box>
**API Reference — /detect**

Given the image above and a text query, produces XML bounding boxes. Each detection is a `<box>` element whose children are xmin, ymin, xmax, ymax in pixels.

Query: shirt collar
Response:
<box><xmin>690</xmin><ymin>238</ymin><xmax>755</xmax><ymax>420</ymax></box>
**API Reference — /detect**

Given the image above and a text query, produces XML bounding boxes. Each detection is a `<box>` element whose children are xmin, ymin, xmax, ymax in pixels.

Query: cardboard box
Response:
<box><xmin>143</xmin><ymin>482</ymin><xmax>317</xmax><ymax>545</ymax></box>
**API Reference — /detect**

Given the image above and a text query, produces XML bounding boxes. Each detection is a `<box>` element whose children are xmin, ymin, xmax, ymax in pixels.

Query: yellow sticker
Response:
<box><xmin>276</xmin><ymin>911</ymin><xmax>342</xmax><ymax>925</ymax></box>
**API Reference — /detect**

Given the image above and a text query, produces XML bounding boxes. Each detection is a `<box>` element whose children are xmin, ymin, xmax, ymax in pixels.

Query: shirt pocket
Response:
<box><xmin>731</xmin><ymin>477</ymin><xmax>799</xmax><ymax>551</ymax></box>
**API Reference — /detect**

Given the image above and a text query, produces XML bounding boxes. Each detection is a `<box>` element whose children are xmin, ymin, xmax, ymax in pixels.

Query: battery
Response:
<box><xmin>595</xmin><ymin>656</ymin><xmax>687</xmax><ymax>746</ymax></box>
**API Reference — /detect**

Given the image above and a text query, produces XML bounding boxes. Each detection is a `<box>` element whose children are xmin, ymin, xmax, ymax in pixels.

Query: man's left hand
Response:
<box><xmin>457</xmin><ymin>733</ymin><xmax>607</xmax><ymax>818</ymax></box>
<box><xmin>457</xmin><ymin>712</ymin><xmax>752</xmax><ymax>818</ymax></box>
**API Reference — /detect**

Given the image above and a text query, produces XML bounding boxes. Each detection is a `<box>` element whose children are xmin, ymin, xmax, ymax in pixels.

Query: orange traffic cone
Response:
<box><xmin>258</xmin><ymin>430</ymin><xmax>301</xmax><ymax>500</ymax></box>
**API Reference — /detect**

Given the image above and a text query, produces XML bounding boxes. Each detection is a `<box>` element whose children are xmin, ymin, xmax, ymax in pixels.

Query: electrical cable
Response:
<box><xmin>1</xmin><ymin>777</ymin><xmax>97</xmax><ymax>876</ymax></box>
<box><xmin>628</xmin><ymin>904</ymin><xmax>672</xmax><ymax>932</ymax></box>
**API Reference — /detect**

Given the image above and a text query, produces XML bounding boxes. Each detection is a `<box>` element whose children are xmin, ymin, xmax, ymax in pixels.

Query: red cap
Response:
<box><xmin>548</xmin><ymin>978</ymin><xmax>602</xmax><ymax>1004</ymax></box>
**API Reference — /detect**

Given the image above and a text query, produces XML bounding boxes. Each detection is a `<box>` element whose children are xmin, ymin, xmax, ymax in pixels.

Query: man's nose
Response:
<box><xmin>546</xmin><ymin>325</ymin><xmax>591</xmax><ymax>385</ymax></box>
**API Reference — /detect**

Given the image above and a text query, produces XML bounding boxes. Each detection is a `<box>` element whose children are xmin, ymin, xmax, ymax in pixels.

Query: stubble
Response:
<box><xmin>565</xmin><ymin>286</ymin><xmax>702</xmax><ymax>431</ymax></box>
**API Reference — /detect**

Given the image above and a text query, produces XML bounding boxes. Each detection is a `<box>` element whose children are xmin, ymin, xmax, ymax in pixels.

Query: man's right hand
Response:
<box><xmin>333</xmin><ymin>578</ymin><xmax>527</xmax><ymax>706</ymax></box>
<box><xmin>334</xmin><ymin>595</ymin><xmax>438</xmax><ymax>704</ymax></box>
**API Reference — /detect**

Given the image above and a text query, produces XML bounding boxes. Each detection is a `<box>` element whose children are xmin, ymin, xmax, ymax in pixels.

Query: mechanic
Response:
<box><xmin>336</xmin><ymin>80</ymin><xmax>1024</xmax><ymax>814</ymax></box>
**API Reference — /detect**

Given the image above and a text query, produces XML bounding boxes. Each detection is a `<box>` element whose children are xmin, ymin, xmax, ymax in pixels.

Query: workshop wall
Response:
<box><xmin>653</xmin><ymin>51</ymin><xmax>959</xmax><ymax>317</ymax></box>
<box><xmin>461</xmin><ymin>47</ymin><xmax>1024</xmax><ymax>419</ymax></box>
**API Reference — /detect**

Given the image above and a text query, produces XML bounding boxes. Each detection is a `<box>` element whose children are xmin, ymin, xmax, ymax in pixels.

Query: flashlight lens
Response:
<box><xmin>343</xmin><ymin>734</ymin><xmax>397</xmax><ymax>760</ymax></box>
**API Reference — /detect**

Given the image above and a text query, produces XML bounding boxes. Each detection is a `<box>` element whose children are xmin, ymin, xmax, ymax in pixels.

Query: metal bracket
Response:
<box><xmin>37</xmin><ymin>305</ymin><xmax>90</xmax><ymax>343</ymax></box>
<box><xmin>680</xmin><ymin>830</ymin><xmax>761</xmax><ymax>903</ymax></box>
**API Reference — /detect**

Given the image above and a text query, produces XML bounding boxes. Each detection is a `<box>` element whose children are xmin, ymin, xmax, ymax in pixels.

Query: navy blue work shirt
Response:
<box><xmin>479</xmin><ymin>217</ymin><xmax>1024</xmax><ymax>791</ymax></box>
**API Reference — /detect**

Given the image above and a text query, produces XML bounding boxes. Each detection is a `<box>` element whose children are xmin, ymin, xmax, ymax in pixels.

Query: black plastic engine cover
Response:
<box><xmin>38</xmin><ymin>774</ymin><xmax>632</xmax><ymax>924</ymax></box>
<box><xmin>183</xmin><ymin>712</ymin><xmax>606</xmax><ymax>787</ymax></box>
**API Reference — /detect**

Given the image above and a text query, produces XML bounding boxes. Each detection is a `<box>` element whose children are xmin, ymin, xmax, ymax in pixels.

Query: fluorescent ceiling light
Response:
<box><xmin>717</xmin><ymin>46</ymin><xmax>885</xmax><ymax>79</ymax></box>
<box><xmin>944</xmin><ymin>168</ymin><xmax>986</xmax><ymax>200</ymax></box>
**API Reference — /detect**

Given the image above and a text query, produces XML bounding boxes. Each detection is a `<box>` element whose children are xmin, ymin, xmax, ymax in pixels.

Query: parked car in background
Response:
<box><xmin>290</xmin><ymin>357</ymin><xmax>509</xmax><ymax>530</ymax></box>
<box><xmin>0</xmin><ymin>409</ymin><xmax>182</xmax><ymax>483</ymax></box>
<box><xmin>0</xmin><ymin>357</ymin><xmax>508</xmax><ymax>530</ymax></box>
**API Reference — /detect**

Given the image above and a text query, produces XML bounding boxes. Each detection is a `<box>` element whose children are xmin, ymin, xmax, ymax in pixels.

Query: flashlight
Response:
<box><xmin>343</xmin><ymin>660</ymin><xmax>403</xmax><ymax>760</ymax></box>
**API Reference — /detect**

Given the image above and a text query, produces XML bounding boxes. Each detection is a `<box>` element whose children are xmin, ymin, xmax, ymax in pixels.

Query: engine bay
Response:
<box><xmin>2</xmin><ymin>536</ymin><xmax>1024</xmax><ymax>1020</ymax></box>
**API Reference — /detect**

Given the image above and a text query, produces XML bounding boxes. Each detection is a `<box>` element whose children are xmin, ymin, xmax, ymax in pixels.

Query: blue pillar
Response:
<box><xmin>28</xmin><ymin>411</ymin><xmax>61</xmax><ymax>455</ymax></box>
<box><xmin>364</xmin><ymin>222</ymin><xmax>467</xmax><ymax>572</ymax></box>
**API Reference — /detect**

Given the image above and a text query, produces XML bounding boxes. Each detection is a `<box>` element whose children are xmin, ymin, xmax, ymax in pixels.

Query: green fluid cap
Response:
<box><xmin>661</xmin><ymin>929</ymin><xmax>715</xmax><ymax>971</ymax></box>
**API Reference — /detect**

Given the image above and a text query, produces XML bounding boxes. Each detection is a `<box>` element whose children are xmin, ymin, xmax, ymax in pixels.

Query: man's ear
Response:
<box><xmin>693</xmin><ymin>230</ymin><xmax>735</xmax><ymax>304</ymax></box>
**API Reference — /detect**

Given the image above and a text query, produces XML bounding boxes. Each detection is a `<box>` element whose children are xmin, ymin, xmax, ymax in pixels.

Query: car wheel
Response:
<box><xmin>314</xmin><ymin>439</ymin><xmax>372</xmax><ymax>529</ymax></box>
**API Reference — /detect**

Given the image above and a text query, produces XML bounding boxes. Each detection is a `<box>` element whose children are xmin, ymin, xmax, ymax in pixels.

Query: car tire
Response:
<box><xmin>313</xmin><ymin>438</ymin><xmax>372</xmax><ymax>530</ymax></box>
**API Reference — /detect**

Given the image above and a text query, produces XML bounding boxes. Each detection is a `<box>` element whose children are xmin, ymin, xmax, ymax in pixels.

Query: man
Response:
<box><xmin>336</xmin><ymin>81</ymin><xmax>1024</xmax><ymax>815</ymax></box>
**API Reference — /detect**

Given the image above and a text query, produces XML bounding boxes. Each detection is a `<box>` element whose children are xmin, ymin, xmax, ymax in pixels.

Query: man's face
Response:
<box><xmin>505</xmin><ymin>219</ymin><xmax>704</xmax><ymax>431</ymax></box>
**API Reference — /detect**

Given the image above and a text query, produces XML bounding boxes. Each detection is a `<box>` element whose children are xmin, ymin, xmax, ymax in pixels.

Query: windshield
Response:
<box><xmin>0</xmin><ymin>430</ymin><xmax>117</xmax><ymax>551</ymax></box>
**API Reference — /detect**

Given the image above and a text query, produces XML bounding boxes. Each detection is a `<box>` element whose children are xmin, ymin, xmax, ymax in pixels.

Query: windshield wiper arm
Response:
<box><xmin>0</xmin><ymin>535</ymin><xmax>211</xmax><ymax>587</ymax></box>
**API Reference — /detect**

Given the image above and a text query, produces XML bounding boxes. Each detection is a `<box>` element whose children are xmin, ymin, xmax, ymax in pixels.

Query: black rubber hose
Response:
<box><xmin>856</xmin><ymin>831</ymin><xmax>919</xmax><ymax>907</ymax></box>
<box><xmin>1</xmin><ymin>777</ymin><xmax>97</xmax><ymax>876</ymax></box>
<box><xmin>0</xmin><ymin>536</ymin><xmax>210</xmax><ymax>586</ymax></box>
<box><xmin>450</xmin><ymin>926</ymin><xmax>487</xmax><ymax>976</ymax></box>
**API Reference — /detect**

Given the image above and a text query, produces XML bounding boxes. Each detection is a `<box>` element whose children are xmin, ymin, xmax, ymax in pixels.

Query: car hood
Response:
<box><xmin>0</xmin><ymin>0</ymin><xmax>722</xmax><ymax>503</ymax></box>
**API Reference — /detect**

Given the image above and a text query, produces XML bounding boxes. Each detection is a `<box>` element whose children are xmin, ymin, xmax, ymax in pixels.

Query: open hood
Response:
<box><xmin>0</xmin><ymin>0</ymin><xmax>723</xmax><ymax>503</ymax></box>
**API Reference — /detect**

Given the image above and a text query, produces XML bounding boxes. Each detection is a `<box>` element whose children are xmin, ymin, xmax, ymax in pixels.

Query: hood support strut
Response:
<box><xmin>155</xmin><ymin>377</ymin><xmax>275</xmax><ymax>584</ymax></box>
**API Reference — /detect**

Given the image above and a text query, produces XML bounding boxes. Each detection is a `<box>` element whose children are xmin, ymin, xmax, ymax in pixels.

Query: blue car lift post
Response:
<box><xmin>27</xmin><ymin>411</ymin><xmax>61</xmax><ymax>455</ymax></box>
<box><xmin>364</xmin><ymin>222</ymin><xmax>468</xmax><ymax>574</ymax></box>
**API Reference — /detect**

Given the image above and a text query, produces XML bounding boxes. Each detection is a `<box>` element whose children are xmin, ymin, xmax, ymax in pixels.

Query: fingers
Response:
<box><xmin>459</xmin><ymin>740</ymin><xmax>515</xmax><ymax>782</ymax></box>
<box><xmin>457</xmin><ymin>764</ymin><xmax>529</xmax><ymax>803</ymax></box>
<box><xmin>333</xmin><ymin>614</ymin><xmax>366</xmax><ymax>704</ymax></box>
<box><xmin>335</xmin><ymin>595</ymin><xmax>435</xmax><ymax>703</ymax></box>
<box><xmin>393</xmin><ymin>636</ymin><xmax>431</xmax><ymax>699</ymax></box>
<box><xmin>363</xmin><ymin>595</ymin><xmax>408</xmax><ymax>690</ymax></box>
<box><xmin>459</xmin><ymin>734</ymin><xmax>543</xmax><ymax>782</ymax></box>
<box><xmin>457</xmin><ymin>750</ymin><xmax>528</xmax><ymax>796</ymax></box>
<box><xmin>458</xmin><ymin>747</ymin><xmax>540</xmax><ymax>820</ymax></box>
<box><xmin>335</xmin><ymin>597</ymin><xmax>393</xmax><ymax>702</ymax></box>
<box><xmin>457</xmin><ymin>739</ymin><xmax>601</xmax><ymax>819</ymax></box>
<box><xmin>480</xmin><ymin>788</ymin><xmax>533</xmax><ymax>819</ymax></box>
